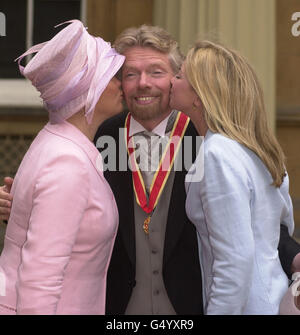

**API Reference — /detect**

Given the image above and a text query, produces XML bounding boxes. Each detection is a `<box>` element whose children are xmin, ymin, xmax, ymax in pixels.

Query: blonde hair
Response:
<box><xmin>113</xmin><ymin>25</ymin><xmax>184</xmax><ymax>74</ymax></box>
<box><xmin>185</xmin><ymin>40</ymin><xmax>286</xmax><ymax>187</ymax></box>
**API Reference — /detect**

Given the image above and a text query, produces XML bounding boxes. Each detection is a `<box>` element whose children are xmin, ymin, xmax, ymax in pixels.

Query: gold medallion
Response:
<box><xmin>143</xmin><ymin>216</ymin><xmax>151</xmax><ymax>234</ymax></box>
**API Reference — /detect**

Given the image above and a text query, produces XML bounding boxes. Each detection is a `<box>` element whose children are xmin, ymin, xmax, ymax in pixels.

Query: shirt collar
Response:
<box><xmin>129</xmin><ymin>112</ymin><xmax>173</xmax><ymax>138</ymax></box>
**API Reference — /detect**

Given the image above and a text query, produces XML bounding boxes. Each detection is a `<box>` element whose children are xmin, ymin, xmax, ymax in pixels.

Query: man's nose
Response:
<box><xmin>138</xmin><ymin>72</ymin><xmax>151</xmax><ymax>89</ymax></box>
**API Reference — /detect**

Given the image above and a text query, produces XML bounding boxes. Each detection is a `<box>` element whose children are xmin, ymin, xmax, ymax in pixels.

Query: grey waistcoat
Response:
<box><xmin>125</xmin><ymin>169</ymin><xmax>176</xmax><ymax>315</ymax></box>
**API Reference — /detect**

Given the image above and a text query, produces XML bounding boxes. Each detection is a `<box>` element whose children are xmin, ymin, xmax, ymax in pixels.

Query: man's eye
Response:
<box><xmin>124</xmin><ymin>73</ymin><xmax>136</xmax><ymax>78</ymax></box>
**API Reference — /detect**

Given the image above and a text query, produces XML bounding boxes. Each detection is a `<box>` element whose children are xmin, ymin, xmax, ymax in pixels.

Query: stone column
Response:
<box><xmin>153</xmin><ymin>0</ymin><xmax>276</xmax><ymax>129</ymax></box>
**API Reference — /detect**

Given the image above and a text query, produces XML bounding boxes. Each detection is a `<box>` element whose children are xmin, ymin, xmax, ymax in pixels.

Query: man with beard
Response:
<box><xmin>1</xmin><ymin>25</ymin><xmax>300</xmax><ymax>315</ymax></box>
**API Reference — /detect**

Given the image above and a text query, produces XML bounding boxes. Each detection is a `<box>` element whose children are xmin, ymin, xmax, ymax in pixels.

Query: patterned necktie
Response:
<box><xmin>134</xmin><ymin>110</ymin><xmax>178</xmax><ymax>197</ymax></box>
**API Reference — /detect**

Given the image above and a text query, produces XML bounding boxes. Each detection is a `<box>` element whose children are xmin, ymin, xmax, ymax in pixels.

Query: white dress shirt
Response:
<box><xmin>185</xmin><ymin>130</ymin><xmax>294</xmax><ymax>314</ymax></box>
<box><xmin>129</xmin><ymin>111</ymin><xmax>176</xmax><ymax>194</ymax></box>
<box><xmin>129</xmin><ymin>113</ymin><xmax>170</xmax><ymax>139</ymax></box>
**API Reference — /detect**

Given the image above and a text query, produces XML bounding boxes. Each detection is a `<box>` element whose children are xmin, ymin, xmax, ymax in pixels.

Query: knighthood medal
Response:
<box><xmin>125</xmin><ymin>112</ymin><xmax>189</xmax><ymax>234</ymax></box>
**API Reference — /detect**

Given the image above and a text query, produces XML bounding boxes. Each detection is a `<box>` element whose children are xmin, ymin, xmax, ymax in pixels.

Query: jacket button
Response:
<box><xmin>153</xmin><ymin>290</ymin><xmax>160</xmax><ymax>296</ymax></box>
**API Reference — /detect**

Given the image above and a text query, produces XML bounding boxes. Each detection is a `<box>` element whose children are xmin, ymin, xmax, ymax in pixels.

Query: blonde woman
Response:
<box><xmin>170</xmin><ymin>40</ymin><xmax>295</xmax><ymax>314</ymax></box>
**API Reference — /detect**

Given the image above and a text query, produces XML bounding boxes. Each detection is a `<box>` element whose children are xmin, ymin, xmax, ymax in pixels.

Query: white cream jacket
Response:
<box><xmin>185</xmin><ymin>130</ymin><xmax>294</xmax><ymax>314</ymax></box>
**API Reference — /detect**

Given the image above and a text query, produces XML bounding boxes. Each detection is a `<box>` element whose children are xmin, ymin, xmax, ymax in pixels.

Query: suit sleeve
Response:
<box><xmin>199</xmin><ymin>148</ymin><xmax>254</xmax><ymax>315</ymax></box>
<box><xmin>278</xmin><ymin>224</ymin><xmax>300</xmax><ymax>278</ymax></box>
<box><xmin>278</xmin><ymin>173</ymin><xmax>300</xmax><ymax>277</ymax></box>
<box><xmin>16</xmin><ymin>153</ymin><xmax>89</xmax><ymax>314</ymax></box>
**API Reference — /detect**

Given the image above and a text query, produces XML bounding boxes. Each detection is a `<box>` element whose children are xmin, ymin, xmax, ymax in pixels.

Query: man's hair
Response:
<box><xmin>113</xmin><ymin>25</ymin><xmax>184</xmax><ymax>74</ymax></box>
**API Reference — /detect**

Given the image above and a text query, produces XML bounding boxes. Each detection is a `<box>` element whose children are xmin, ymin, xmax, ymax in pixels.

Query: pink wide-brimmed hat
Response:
<box><xmin>15</xmin><ymin>19</ymin><xmax>125</xmax><ymax>123</ymax></box>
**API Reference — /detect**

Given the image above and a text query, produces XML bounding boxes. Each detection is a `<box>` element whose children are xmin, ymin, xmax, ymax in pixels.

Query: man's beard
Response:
<box><xmin>129</xmin><ymin>102</ymin><xmax>164</xmax><ymax>121</ymax></box>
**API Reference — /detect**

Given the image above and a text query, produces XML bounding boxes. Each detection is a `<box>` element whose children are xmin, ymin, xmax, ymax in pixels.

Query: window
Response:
<box><xmin>0</xmin><ymin>0</ymin><xmax>86</xmax><ymax>107</ymax></box>
<box><xmin>0</xmin><ymin>1</ymin><xmax>27</xmax><ymax>78</ymax></box>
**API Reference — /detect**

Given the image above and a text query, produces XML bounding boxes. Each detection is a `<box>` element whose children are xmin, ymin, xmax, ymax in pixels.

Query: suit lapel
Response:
<box><xmin>115</xmin><ymin>169</ymin><xmax>136</xmax><ymax>266</ymax></box>
<box><xmin>103</xmin><ymin>119</ymin><xmax>136</xmax><ymax>266</ymax></box>
<box><xmin>118</xmin><ymin>121</ymin><xmax>136</xmax><ymax>266</ymax></box>
<box><xmin>163</xmin><ymin>122</ymin><xmax>199</xmax><ymax>265</ymax></box>
<box><xmin>163</xmin><ymin>167</ymin><xmax>186</xmax><ymax>264</ymax></box>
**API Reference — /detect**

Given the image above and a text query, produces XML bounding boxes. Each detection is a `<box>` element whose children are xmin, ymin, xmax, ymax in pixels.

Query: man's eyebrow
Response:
<box><xmin>123</xmin><ymin>61</ymin><xmax>170</xmax><ymax>70</ymax></box>
<box><xmin>122</xmin><ymin>66</ymin><xmax>138</xmax><ymax>71</ymax></box>
<box><xmin>148</xmin><ymin>63</ymin><xmax>168</xmax><ymax>69</ymax></box>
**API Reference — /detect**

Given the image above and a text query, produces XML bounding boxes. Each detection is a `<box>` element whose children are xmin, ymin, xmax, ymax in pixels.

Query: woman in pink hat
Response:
<box><xmin>0</xmin><ymin>20</ymin><xmax>125</xmax><ymax>314</ymax></box>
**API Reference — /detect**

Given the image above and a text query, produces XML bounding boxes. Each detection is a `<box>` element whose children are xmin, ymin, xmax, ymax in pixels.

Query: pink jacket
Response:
<box><xmin>0</xmin><ymin>121</ymin><xmax>118</xmax><ymax>314</ymax></box>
